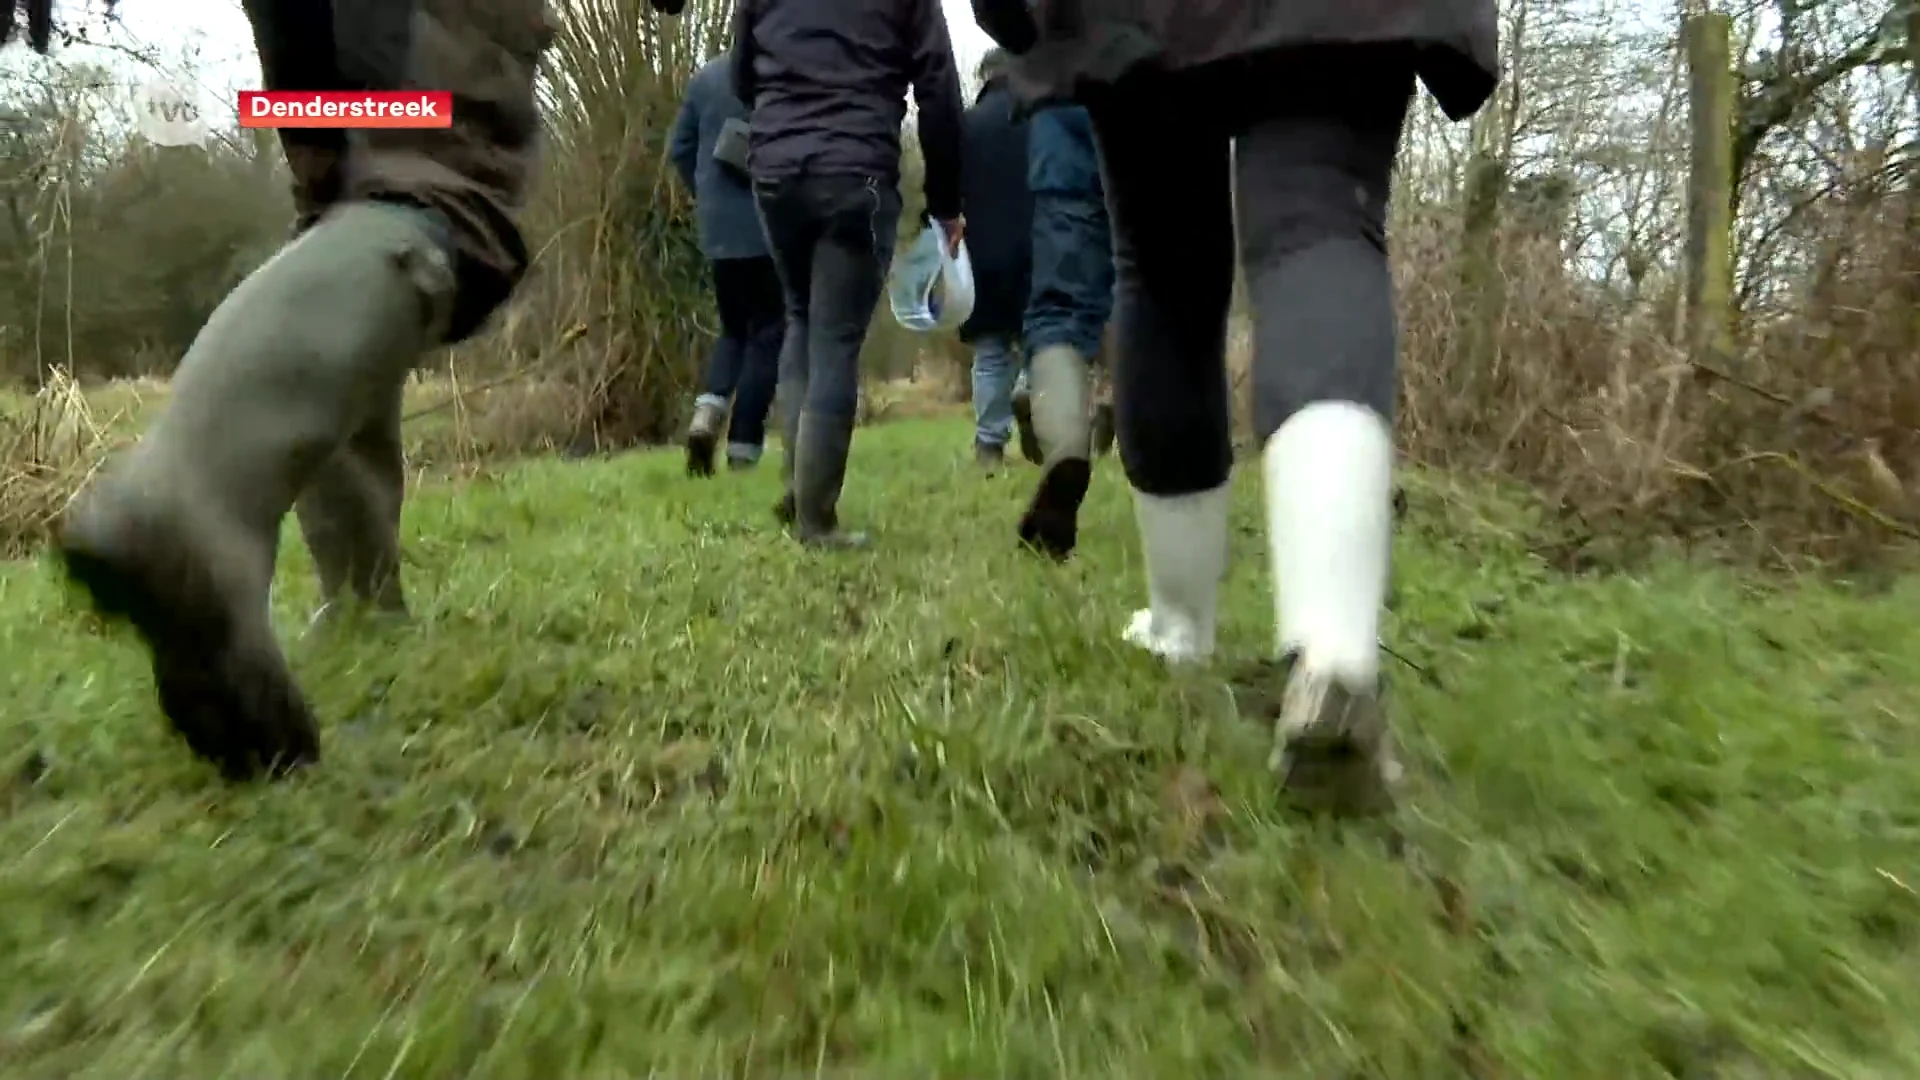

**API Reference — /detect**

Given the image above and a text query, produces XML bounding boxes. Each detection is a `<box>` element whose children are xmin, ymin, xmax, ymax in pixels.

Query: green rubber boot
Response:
<box><xmin>1016</xmin><ymin>345</ymin><xmax>1093</xmax><ymax>561</ymax></box>
<box><xmin>298</xmin><ymin>378</ymin><xmax>409</xmax><ymax>630</ymax></box>
<box><xmin>56</xmin><ymin>201</ymin><xmax>456</xmax><ymax>780</ymax></box>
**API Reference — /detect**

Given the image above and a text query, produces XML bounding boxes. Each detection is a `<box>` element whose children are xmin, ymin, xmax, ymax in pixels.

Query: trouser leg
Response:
<box><xmin>1086</xmin><ymin>91</ymin><xmax>1236</xmax><ymax>661</ymax></box>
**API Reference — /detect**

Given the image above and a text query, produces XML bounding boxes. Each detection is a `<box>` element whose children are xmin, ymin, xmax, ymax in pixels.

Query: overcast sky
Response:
<box><xmin>36</xmin><ymin>0</ymin><xmax>998</xmax><ymax>120</ymax></box>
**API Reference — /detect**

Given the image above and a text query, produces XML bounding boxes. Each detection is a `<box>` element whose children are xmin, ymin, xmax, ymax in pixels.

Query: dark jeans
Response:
<box><xmin>701</xmin><ymin>255</ymin><xmax>785</xmax><ymax>449</ymax></box>
<box><xmin>1088</xmin><ymin>48</ymin><xmax>1416</xmax><ymax>497</ymax></box>
<box><xmin>1024</xmin><ymin>105</ymin><xmax>1113</xmax><ymax>360</ymax></box>
<box><xmin>752</xmin><ymin>174</ymin><xmax>902</xmax><ymax>422</ymax></box>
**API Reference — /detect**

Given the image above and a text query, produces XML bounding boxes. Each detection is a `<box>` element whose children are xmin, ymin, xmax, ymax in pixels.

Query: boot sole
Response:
<box><xmin>1011</xmin><ymin>396</ymin><xmax>1042</xmax><ymax>466</ymax></box>
<box><xmin>786</xmin><ymin>491</ymin><xmax>869</xmax><ymax>548</ymax></box>
<box><xmin>59</xmin><ymin>536</ymin><xmax>320</xmax><ymax>781</ymax></box>
<box><xmin>1277</xmin><ymin>737</ymin><xmax>1396</xmax><ymax>817</ymax></box>
<box><xmin>1017</xmin><ymin>458</ymin><xmax>1092</xmax><ymax>561</ymax></box>
<box><xmin>797</xmin><ymin>530</ymin><xmax>872</xmax><ymax>550</ymax></box>
<box><xmin>1274</xmin><ymin>707</ymin><xmax>1398</xmax><ymax>817</ymax></box>
<box><xmin>685</xmin><ymin>429</ymin><xmax>718</xmax><ymax>477</ymax></box>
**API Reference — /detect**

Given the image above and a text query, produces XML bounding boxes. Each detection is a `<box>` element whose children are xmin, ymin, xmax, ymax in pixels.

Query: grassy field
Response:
<box><xmin>1</xmin><ymin>417</ymin><xmax>1917</xmax><ymax>1077</ymax></box>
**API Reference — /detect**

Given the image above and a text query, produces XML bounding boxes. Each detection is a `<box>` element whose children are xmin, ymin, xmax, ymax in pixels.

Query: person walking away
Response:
<box><xmin>732</xmin><ymin>0</ymin><xmax>966</xmax><ymax>548</ymax></box>
<box><xmin>974</xmin><ymin>0</ymin><xmax>1497</xmax><ymax>814</ymax></box>
<box><xmin>43</xmin><ymin>0</ymin><xmax>691</xmax><ymax>781</ymax></box>
<box><xmin>670</xmin><ymin>54</ymin><xmax>784</xmax><ymax>476</ymax></box>
<box><xmin>957</xmin><ymin>49</ymin><xmax>1033</xmax><ymax>470</ymax></box>
<box><xmin>1010</xmin><ymin>101</ymin><xmax>1116</xmax><ymax>558</ymax></box>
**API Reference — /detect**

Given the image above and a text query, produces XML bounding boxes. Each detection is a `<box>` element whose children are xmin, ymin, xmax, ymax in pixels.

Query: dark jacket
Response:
<box><xmin>956</xmin><ymin>78</ymin><xmax>1033</xmax><ymax>342</ymax></box>
<box><xmin>730</xmin><ymin>0</ymin><xmax>965</xmax><ymax>221</ymax></box>
<box><xmin>970</xmin><ymin>0</ymin><xmax>1499</xmax><ymax>123</ymax></box>
<box><xmin>253</xmin><ymin>0</ymin><xmax>560</xmax><ymax>344</ymax></box>
<box><xmin>669</xmin><ymin>55</ymin><xmax>769</xmax><ymax>262</ymax></box>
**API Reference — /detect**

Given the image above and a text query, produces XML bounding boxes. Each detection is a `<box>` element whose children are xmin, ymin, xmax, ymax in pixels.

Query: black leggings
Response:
<box><xmin>1088</xmin><ymin>49</ymin><xmax>1416</xmax><ymax>497</ymax></box>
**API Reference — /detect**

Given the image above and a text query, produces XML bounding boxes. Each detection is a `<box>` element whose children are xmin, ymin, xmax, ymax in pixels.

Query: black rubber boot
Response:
<box><xmin>773</xmin><ymin>382</ymin><xmax>803</xmax><ymax>527</ymax></box>
<box><xmin>684</xmin><ymin>399</ymin><xmax>724</xmax><ymax>477</ymax></box>
<box><xmin>792</xmin><ymin>410</ymin><xmax>869</xmax><ymax>549</ymax></box>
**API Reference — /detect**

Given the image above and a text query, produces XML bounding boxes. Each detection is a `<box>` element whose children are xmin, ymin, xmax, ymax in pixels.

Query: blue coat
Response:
<box><xmin>669</xmin><ymin>56</ymin><xmax>769</xmax><ymax>262</ymax></box>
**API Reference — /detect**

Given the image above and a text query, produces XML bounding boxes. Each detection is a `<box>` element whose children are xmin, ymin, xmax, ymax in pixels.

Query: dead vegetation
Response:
<box><xmin>1393</xmin><ymin>206</ymin><xmax>1917</xmax><ymax>571</ymax></box>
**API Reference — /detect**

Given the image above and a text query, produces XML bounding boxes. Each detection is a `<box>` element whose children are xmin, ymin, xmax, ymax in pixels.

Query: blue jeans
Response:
<box><xmin>1025</xmin><ymin>106</ymin><xmax>1114</xmax><ymax>359</ymax></box>
<box><xmin>970</xmin><ymin>335</ymin><xmax>1021</xmax><ymax>447</ymax></box>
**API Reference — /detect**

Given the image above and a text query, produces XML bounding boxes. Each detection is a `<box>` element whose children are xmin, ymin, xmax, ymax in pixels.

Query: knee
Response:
<box><xmin>1236</xmin><ymin>165</ymin><xmax>1390</xmax><ymax>273</ymax></box>
<box><xmin>803</xmin><ymin>359</ymin><xmax>862</xmax><ymax>415</ymax></box>
<box><xmin>1255</xmin><ymin>391</ymin><xmax>1392</xmax><ymax>447</ymax></box>
<box><xmin>1246</xmin><ymin>235</ymin><xmax>1397</xmax><ymax>440</ymax></box>
<box><xmin>1114</xmin><ymin>397</ymin><xmax>1232</xmax><ymax>497</ymax></box>
<box><xmin>1117</xmin><ymin>437</ymin><xmax>1233</xmax><ymax>499</ymax></box>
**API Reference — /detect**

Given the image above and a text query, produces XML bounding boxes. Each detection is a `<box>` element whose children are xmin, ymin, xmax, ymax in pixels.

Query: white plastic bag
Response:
<box><xmin>887</xmin><ymin>222</ymin><xmax>974</xmax><ymax>333</ymax></box>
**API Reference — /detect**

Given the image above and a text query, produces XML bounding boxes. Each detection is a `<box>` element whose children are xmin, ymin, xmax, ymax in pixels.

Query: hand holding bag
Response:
<box><xmin>887</xmin><ymin>222</ymin><xmax>975</xmax><ymax>333</ymax></box>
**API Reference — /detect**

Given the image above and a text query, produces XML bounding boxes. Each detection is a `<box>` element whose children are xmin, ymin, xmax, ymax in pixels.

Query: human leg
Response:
<box><xmin>1238</xmin><ymin>52</ymin><xmax>1417</xmax><ymax>815</ymax></box>
<box><xmin>1024</xmin><ymin>107</ymin><xmax>1113</xmax><ymax>365</ymax></box>
<box><xmin>56</xmin><ymin>0</ymin><xmax>544</xmax><ymax>779</ymax></box>
<box><xmin>296</xmin><ymin>373</ymin><xmax>407</xmax><ymax>625</ymax></box>
<box><xmin>1018</xmin><ymin>106</ymin><xmax>1120</xmax><ymax>556</ymax></box>
<box><xmin>1008</xmin><ymin>361</ymin><xmax>1040</xmax><ymax>465</ymax></box>
<box><xmin>724</xmin><ymin>254</ymin><xmax>785</xmax><ymax>468</ymax></box>
<box><xmin>792</xmin><ymin>176</ymin><xmax>901</xmax><ymax>548</ymax></box>
<box><xmin>754</xmin><ymin>179</ymin><xmax>822</xmax><ymax>524</ymax></box>
<box><xmin>60</xmin><ymin>203</ymin><xmax>458</xmax><ymax>779</ymax></box>
<box><xmin>688</xmin><ymin>257</ymin><xmax>755</xmax><ymax>476</ymax></box>
<box><xmin>1085</xmin><ymin>88</ymin><xmax>1237</xmax><ymax>662</ymax></box>
<box><xmin>970</xmin><ymin>334</ymin><xmax>1019</xmax><ymax>463</ymax></box>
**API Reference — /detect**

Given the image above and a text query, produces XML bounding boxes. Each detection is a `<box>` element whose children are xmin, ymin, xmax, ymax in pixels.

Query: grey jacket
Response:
<box><xmin>669</xmin><ymin>56</ymin><xmax>769</xmax><ymax>261</ymax></box>
<box><xmin>972</xmin><ymin>0</ymin><xmax>1498</xmax><ymax>123</ymax></box>
<box><xmin>730</xmin><ymin>0</ymin><xmax>965</xmax><ymax>221</ymax></box>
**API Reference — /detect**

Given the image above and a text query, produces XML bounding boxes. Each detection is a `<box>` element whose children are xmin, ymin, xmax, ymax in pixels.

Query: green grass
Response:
<box><xmin>2</xmin><ymin>417</ymin><xmax>1918</xmax><ymax>1077</ymax></box>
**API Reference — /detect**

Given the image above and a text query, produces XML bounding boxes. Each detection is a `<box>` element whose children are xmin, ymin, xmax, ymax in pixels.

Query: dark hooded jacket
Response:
<box><xmin>970</xmin><ymin>0</ymin><xmax>1499</xmax><ymax>123</ymax></box>
<box><xmin>956</xmin><ymin>75</ymin><xmax>1033</xmax><ymax>343</ymax></box>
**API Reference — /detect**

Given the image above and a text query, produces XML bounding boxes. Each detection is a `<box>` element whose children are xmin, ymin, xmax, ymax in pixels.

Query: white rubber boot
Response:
<box><xmin>1121</xmin><ymin>482</ymin><xmax>1231</xmax><ymax>664</ymax></box>
<box><xmin>1262</xmin><ymin>401</ymin><xmax>1401</xmax><ymax>813</ymax></box>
